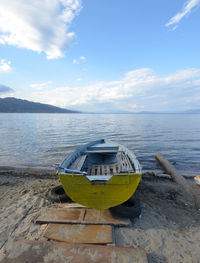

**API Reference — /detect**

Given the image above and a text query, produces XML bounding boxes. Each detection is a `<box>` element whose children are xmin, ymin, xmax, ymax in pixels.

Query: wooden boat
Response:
<box><xmin>57</xmin><ymin>139</ymin><xmax>142</xmax><ymax>210</ymax></box>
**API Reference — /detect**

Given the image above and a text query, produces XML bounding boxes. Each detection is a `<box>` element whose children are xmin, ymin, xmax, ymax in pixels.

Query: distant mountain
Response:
<box><xmin>0</xmin><ymin>97</ymin><xmax>80</xmax><ymax>113</ymax></box>
<box><xmin>135</xmin><ymin>110</ymin><xmax>200</xmax><ymax>114</ymax></box>
<box><xmin>182</xmin><ymin>109</ymin><xmax>200</xmax><ymax>114</ymax></box>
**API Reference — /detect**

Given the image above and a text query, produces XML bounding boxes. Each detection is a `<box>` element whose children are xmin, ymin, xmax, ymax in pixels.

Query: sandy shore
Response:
<box><xmin>0</xmin><ymin>167</ymin><xmax>199</xmax><ymax>263</ymax></box>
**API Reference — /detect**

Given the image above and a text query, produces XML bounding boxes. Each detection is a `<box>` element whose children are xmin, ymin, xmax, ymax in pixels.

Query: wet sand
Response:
<box><xmin>0</xmin><ymin>167</ymin><xmax>199</xmax><ymax>263</ymax></box>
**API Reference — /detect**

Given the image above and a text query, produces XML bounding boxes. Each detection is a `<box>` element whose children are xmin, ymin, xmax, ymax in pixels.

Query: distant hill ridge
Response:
<box><xmin>0</xmin><ymin>97</ymin><xmax>80</xmax><ymax>113</ymax></box>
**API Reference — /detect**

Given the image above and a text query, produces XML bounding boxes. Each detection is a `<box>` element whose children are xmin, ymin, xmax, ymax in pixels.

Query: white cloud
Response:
<box><xmin>0</xmin><ymin>0</ymin><xmax>82</xmax><ymax>59</ymax></box>
<box><xmin>166</xmin><ymin>0</ymin><xmax>200</xmax><ymax>29</ymax></box>
<box><xmin>73</xmin><ymin>56</ymin><xmax>87</xmax><ymax>64</ymax></box>
<box><xmin>79</xmin><ymin>56</ymin><xmax>86</xmax><ymax>61</ymax></box>
<box><xmin>28</xmin><ymin>68</ymin><xmax>200</xmax><ymax>112</ymax></box>
<box><xmin>0</xmin><ymin>59</ymin><xmax>12</xmax><ymax>72</ymax></box>
<box><xmin>73</xmin><ymin>59</ymin><xmax>79</xmax><ymax>64</ymax></box>
<box><xmin>29</xmin><ymin>81</ymin><xmax>52</xmax><ymax>89</ymax></box>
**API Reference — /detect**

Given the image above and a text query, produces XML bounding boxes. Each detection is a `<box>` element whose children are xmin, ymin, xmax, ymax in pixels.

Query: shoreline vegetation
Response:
<box><xmin>0</xmin><ymin>166</ymin><xmax>200</xmax><ymax>262</ymax></box>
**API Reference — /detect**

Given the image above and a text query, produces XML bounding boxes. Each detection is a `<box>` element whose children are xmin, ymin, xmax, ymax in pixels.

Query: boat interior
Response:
<box><xmin>64</xmin><ymin>140</ymin><xmax>135</xmax><ymax>175</ymax></box>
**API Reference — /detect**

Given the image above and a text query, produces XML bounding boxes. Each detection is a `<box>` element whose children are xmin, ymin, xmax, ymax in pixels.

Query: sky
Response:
<box><xmin>0</xmin><ymin>0</ymin><xmax>200</xmax><ymax>113</ymax></box>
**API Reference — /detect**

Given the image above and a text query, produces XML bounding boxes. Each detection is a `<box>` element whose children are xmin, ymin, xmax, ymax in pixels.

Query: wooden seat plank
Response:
<box><xmin>101</xmin><ymin>165</ymin><xmax>105</xmax><ymax>175</ymax></box>
<box><xmin>87</xmin><ymin>166</ymin><xmax>92</xmax><ymax>175</ymax></box>
<box><xmin>97</xmin><ymin>165</ymin><xmax>101</xmax><ymax>175</ymax></box>
<box><xmin>70</xmin><ymin>155</ymin><xmax>87</xmax><ymax>171</ymax></box>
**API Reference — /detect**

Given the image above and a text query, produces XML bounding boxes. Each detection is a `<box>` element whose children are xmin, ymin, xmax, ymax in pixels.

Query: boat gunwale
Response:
<box><xmin>58</xmin><ymin>139</ymin><xmax>142</xmax><ymax>176</ymax></box>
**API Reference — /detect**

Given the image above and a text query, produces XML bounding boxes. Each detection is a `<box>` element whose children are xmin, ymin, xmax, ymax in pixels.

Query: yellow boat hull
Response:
<box><xmin>58</xmin><ymin>173</ymin><xmax>142</xmax><ymax>210</ymax></box>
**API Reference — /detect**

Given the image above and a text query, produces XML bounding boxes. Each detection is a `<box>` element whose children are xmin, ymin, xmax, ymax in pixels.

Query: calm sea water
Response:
<box><xmin>0</xmin><ymin>113</ymin><xmax>200</xmax><ymax>176</ymax></box>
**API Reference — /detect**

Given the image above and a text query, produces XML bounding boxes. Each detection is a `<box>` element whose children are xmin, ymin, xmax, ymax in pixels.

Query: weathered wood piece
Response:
<box><xmin>87</xmin><ymin>166</ymin><xmax>92</xmax><ymax>175</ymax></box>
<box><xmin>69</xmin><ymin>155</ymin><xmax>87</xmax><ymax>170</ymax></box>
<box><xmin>83</xmin><ymin>209</ymin><xmax>130</xmax><ymax>225</ymax></box>
<box><xmin>36</xmin><ymin>208</ymin><xmax>85</xmax><ymax>224</ymax></box>
<box><xmin>1</xmin><ymin>240</ymin><xmax>148</xmax><ymax>263</ymax></box>
<box><xmin>101</xmin><ymin>165</ymin><xmax>105</xmax><ymax>175</ymax></box>
<box><xmin>107</xmin><ymin>165</ymin><xmax>110</xmax><ymax>175</ymax></box>
<box><xmin>97</xmin><ymin>165</ymin><xmax>101</xmax><ymax>175</ymax></box>
<box><xmin>124</xmin><ymin>154</ymin><xmax>134</xmax><ymax>171</ymax></box>
<box><xmin>91</xmin><ymin>165</ymin><xmax>95</xmax><ymax>175</ymax></box>
<box><xmin>112</xmin><ymin>165</ymin><xmax>117</xmax><ymax>174</ymax></box>
<box><xmin>44</xmin><ymin>224</ymin><xmax>113</xmax><ymax>244</ymax></box>
<box><xmin>36</xmin><ymin>208</ymin><xmax>131</xmax><ymax>226</ymax></box>
<box><xmin>154</xmin><ymin>173</ymin><xmax>171</xmax><ymax>179</ymax></box>
<box><xmin>117</xmin><ymin>153</ymin><xmax>134</xmax><ymax>172</ymax></box>
<box><xmin>87</xmin><ymin>165</ymin><xmax>117</xmax><ymax>175</ymax></box>
<box><xmin>58</xmin><ymin>203</ymin><xmax>87</xmax><ymax>209</ymax></box>
<box><xmin>156</xmin><ymin>152</ymin><xmax>200</xmax><ymax>209</ymax></box>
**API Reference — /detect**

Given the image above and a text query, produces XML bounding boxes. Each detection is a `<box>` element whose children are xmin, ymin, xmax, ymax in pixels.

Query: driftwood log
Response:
<box><xmin>155</xmin><ymin>152</ymin><xmax>200</xmax><ymax>209</ymax></box>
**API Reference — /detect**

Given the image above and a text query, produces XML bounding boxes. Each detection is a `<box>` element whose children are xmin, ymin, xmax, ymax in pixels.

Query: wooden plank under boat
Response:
<box><xmin>57</xmin><ymin>139</ymin><xmax>142</xmax><ymax>210</ymax></box>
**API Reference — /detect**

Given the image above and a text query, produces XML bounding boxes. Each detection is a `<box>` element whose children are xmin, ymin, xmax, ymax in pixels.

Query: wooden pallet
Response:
<box><xmin>87</xmin><ymin>165</ymin><xmax>117</xmax><ymax>175</ymax></box>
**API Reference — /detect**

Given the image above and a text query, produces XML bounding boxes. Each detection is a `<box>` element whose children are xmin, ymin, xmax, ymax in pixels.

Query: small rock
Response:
<box><xmin>45</xmin><ymin>200</ymin><xmax>50</xmax><ymax>205</ymax></box>
<box><xmin>21</xmin><ymin>190</ymin><xmax>28</xmax><ymax>195</ymax></box>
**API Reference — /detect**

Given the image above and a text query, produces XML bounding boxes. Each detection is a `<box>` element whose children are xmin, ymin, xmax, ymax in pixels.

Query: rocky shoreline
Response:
<box><xmin>0</xmin><ymin>167</ymin><xmax>200</xmax><ymax>263</ymax></box>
